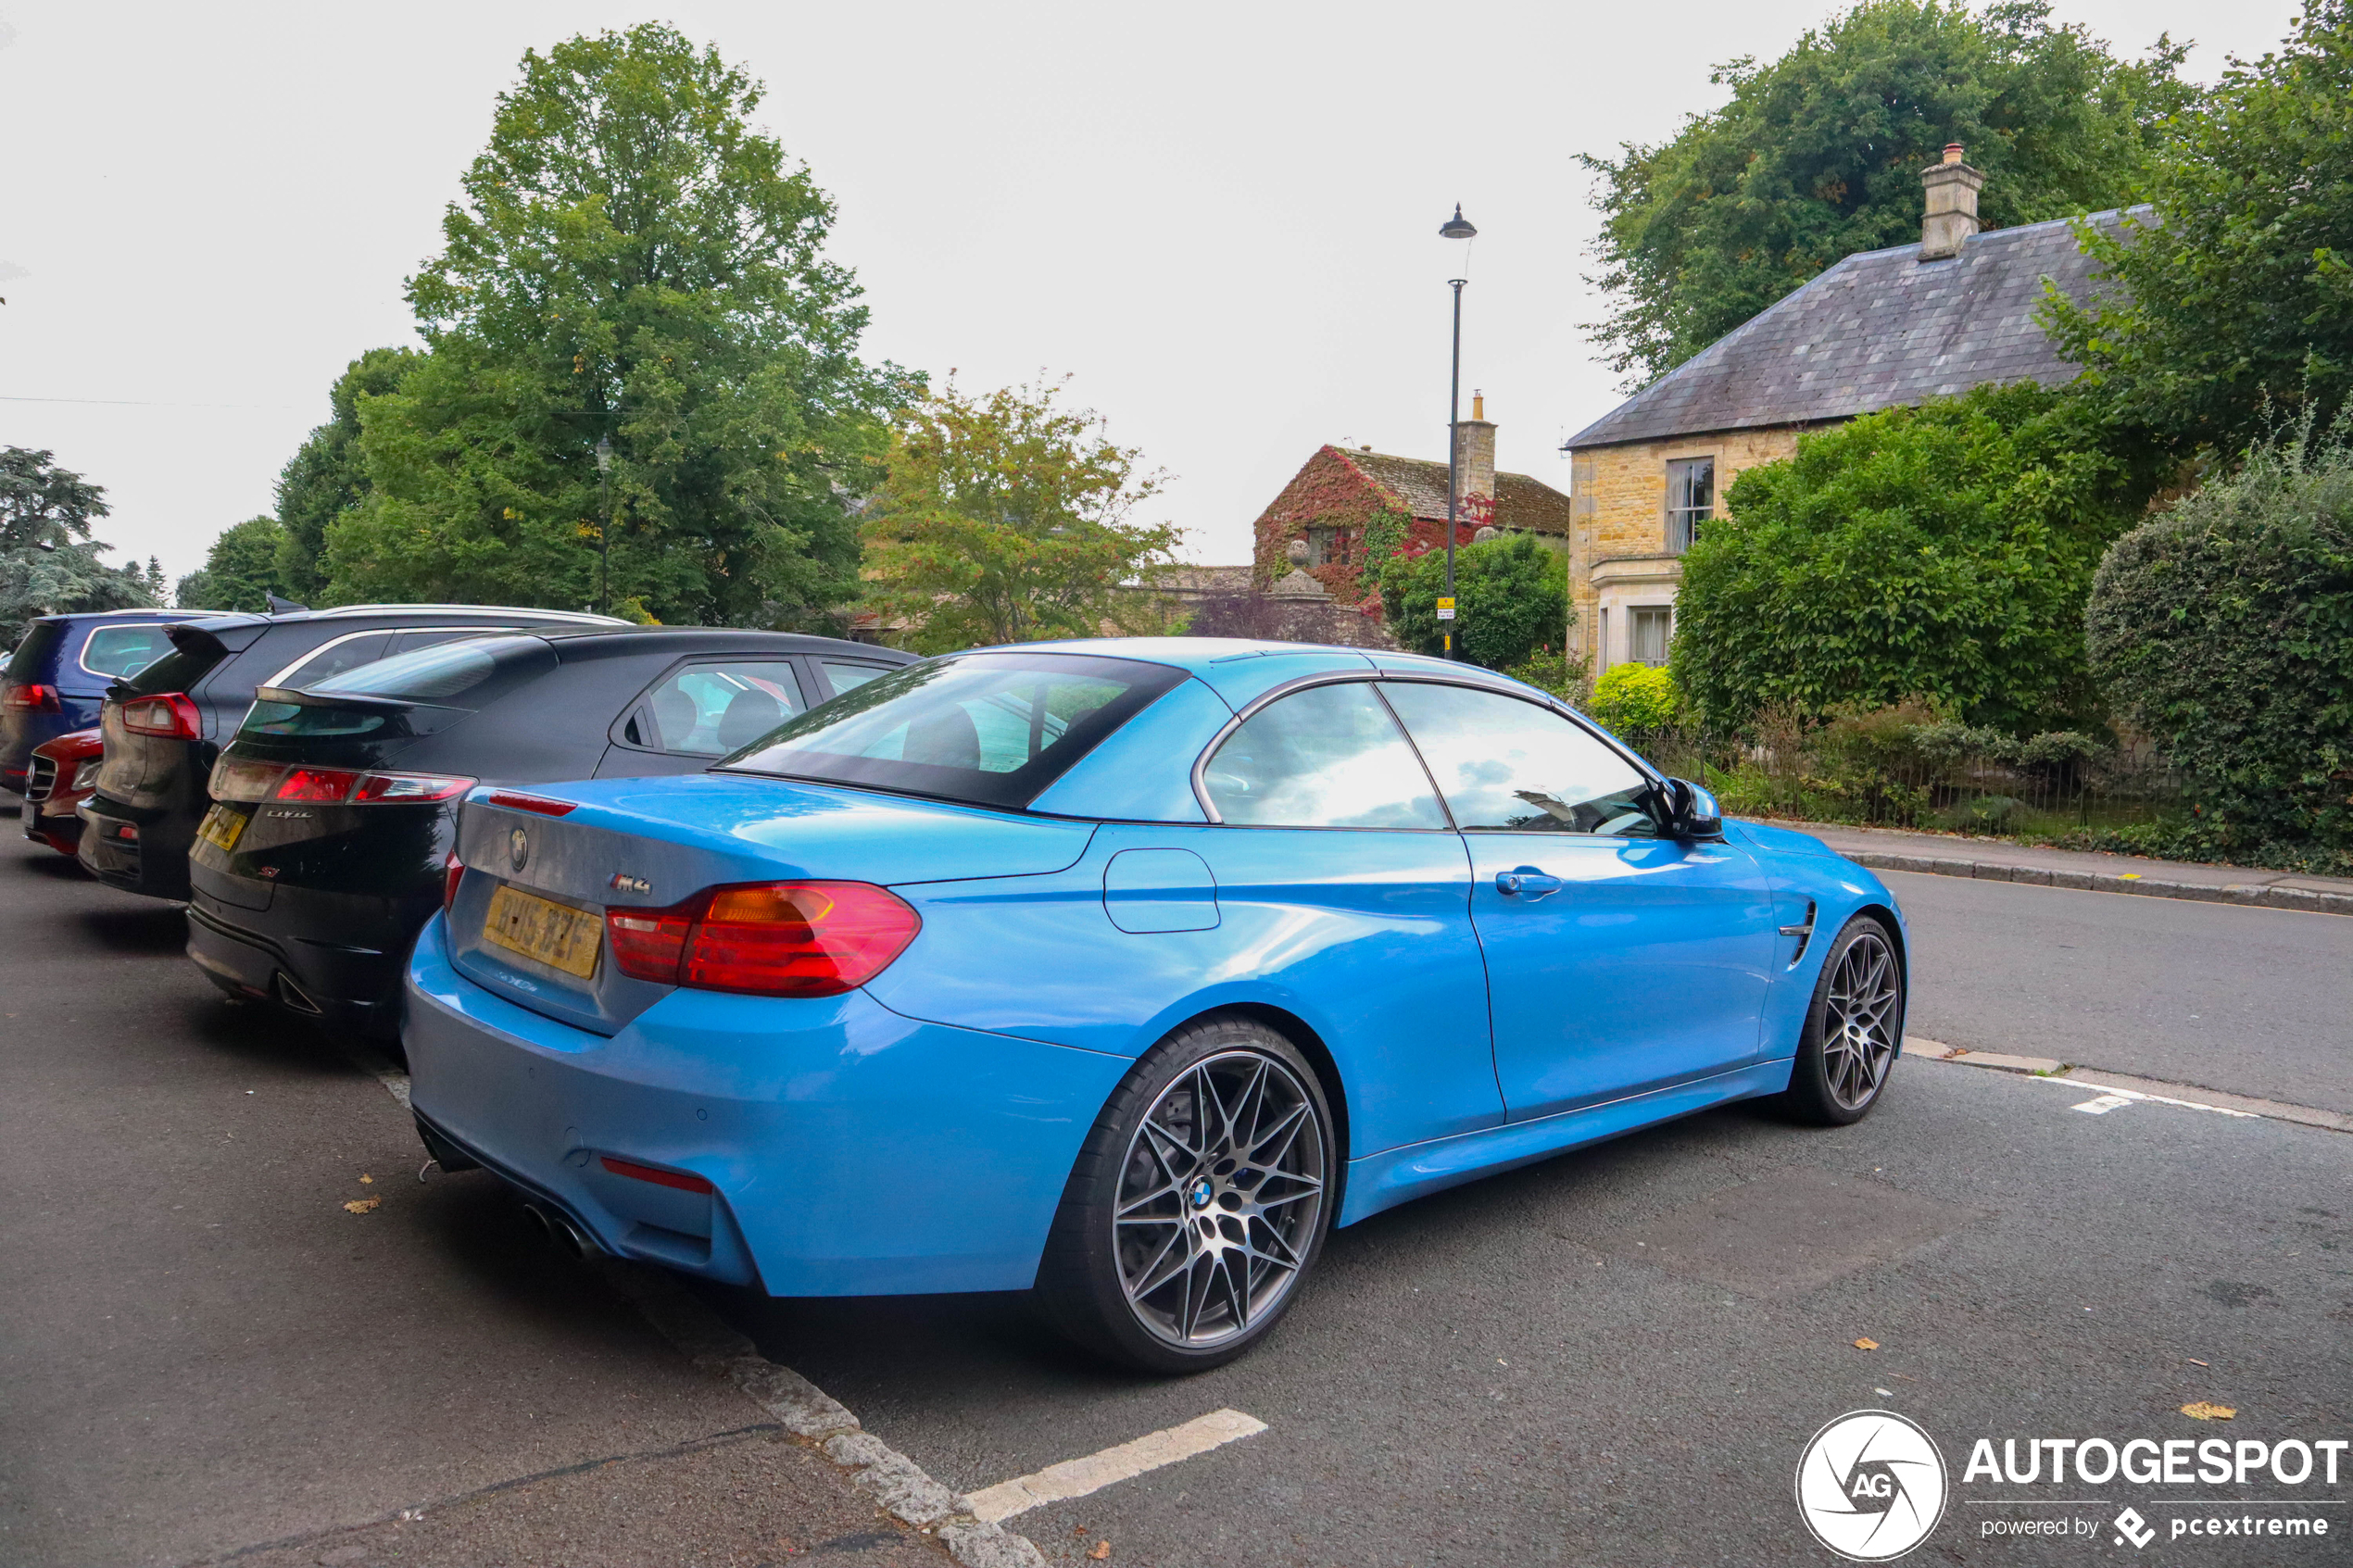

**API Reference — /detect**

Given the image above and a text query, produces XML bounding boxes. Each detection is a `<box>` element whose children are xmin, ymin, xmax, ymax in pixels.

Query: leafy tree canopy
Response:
<box><xmin>1671</xmin><ymin>383</ymin><xmax>2165</xmax><ymax>733</ymax></box>
<box><xmin>1377</xmin><ymin>533</ymin><xmax>1569</xmax><ymax>671</ymax></box>
<box><xmin>860</xmin><ymin>379</ymin><xmax>1182</xmax><ymax>655</ymax></box>
<box><xmin>2087</xmin><ymin>421</ymin><xmax>2353</xmax><ymax>851</ymax></box>
<box><xmin>177</xmin><ymin>517</ymin><xmax>293</xmax><ymax>613</ymax></box>
<box><xmin>274</xmin><ymin>347</ymin><xmax>422</xmax><ymax>600</ymax></box>
<box><xmin>323</xmin><ymin>23</ymin><xmax>911</xmax><ymax>625</ymax></box>
<box><xmin>2047</xmin><ymin>0</ymin><xmax>2353</xmax><ymax>455</ymax></box>
<box><xmin>1</xmin><ymin>446</ymin><xmax>154</xmax><ymax>643</ymax></box>
<box><xmin>1582</xmin><ymin>0</ymin><xmax>2189</xmax><ymax>387</ymax></box>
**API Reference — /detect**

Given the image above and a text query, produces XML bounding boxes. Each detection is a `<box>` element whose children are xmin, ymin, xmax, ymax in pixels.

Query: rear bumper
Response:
<box><xmin>402</xmin><ymin>913</ymin><xmax>1129</xmax><ymax>1297</ymax></box>
<box><xmin>76</xmin><ymin>798</ymin><xmax>194</xmax><ymax>899</ymax></box>
<box><xmin>185</xmin><ymin>898</ymin><xmax>400</xmax><ymax>1035</ymax></box>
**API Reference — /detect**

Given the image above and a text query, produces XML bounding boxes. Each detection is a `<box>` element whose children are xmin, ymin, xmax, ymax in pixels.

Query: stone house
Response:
<box><xmin>1248</xmin><ymin>398</ymin><xmax>1575</xmax><ymax>618</ymax></box>
<box><xmin>1561</xmin><ymin>144</ymin><xmax>2143</xmax><ymax>675</ymax></box>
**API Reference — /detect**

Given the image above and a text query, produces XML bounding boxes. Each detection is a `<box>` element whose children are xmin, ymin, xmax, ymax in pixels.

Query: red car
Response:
<box><xmin>19</xmin><ymin>727</ymin><xmax>103</xmax><ymax>856</ymax></box>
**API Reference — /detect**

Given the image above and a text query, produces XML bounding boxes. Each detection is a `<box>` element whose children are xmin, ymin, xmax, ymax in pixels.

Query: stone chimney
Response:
<box><xmin>1919</xmin><ymin>143</ymin><xmax>1984</xmax><ymax>260</ymax></box>
<box><xmin>1453</xmin><ymin>390</ymin><xmax>1497</xmax><ymax>509</ymax></box>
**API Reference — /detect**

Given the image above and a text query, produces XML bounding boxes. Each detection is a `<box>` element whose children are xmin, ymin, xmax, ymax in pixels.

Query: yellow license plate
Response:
<box><xmin>195</xmin><ymin>805</ymin><xmax>246</xmax><ymax>854</ymax></box>
<box><xmin>482</xmin><ymin>884</ymin><xmax>602</xmax><ymax>979</ymax></box>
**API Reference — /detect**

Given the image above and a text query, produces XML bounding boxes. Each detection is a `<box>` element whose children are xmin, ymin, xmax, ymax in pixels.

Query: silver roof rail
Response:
<box><xmin>302</xmin><ymin>604</ymin><xmax>630</xmax><ymax>624</ymax></box>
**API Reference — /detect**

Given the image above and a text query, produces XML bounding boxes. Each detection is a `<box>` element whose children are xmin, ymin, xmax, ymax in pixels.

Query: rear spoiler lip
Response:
<box><xmin>252</xmin><ymin>684</ymin><xmax>423</xmax><ymax>711</ymax></box>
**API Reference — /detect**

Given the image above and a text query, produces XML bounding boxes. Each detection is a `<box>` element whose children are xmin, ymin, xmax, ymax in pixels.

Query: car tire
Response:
<box><xmin>1038</xmin><ymin>1015</ymin><xmax>1337</xmax><ymax>1374</ymax></box>
<box><xmin>1778</xmin><ymin>914</ymin><xmax>1906</xmax><ymax>1126</ymax></box>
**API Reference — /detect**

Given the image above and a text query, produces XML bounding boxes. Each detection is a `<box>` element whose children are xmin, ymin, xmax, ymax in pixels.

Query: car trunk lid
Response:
<box><xmin>446</xmin><ymin>773</ymin><xmax>1096</xmax><ymax>1034</ymax></box>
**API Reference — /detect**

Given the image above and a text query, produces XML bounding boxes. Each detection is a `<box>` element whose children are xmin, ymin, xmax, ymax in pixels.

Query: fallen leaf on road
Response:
<box><xmin>359</xmin><ymin>1174</ymin><xmax>374</xmax><ymax>1185</ymax></box>
<box><xmin>1854</xmin><ymin>1337</ymin><xmax>1881</xmax><ymax>1351</ymax></box>
<box><xmin>2181</xmin><ymin>1402</ymin><xmax>2235</xmax><ymax>1421</ymax></box>
<box><xmin>343</xmin><ymin>1198</ymin><xmax>381</xmax><ymax>1214</ymax></box>
<box><xmin>2188</xmin><ymin>1359</ymin><xmax>2208</xmax><ymax>1367</ymax></box>
<box><xmin>1088</xmin><ymin>1543</ymin><xmax>1111</xmax><ymax>1561</ymax></box>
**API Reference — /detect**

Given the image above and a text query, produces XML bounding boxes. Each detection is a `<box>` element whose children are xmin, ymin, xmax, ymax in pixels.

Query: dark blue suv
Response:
<box><xmin>1</xmin><ymin>611</ymin><xmax>184</xmax><ymax>793</ymax></box>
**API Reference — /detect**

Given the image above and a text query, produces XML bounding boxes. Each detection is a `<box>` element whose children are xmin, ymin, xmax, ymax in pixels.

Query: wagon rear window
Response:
<box><xmin>722</xmin><ymin>652</ymin><xmax>1185</xmax><ymax>809</ymax></box>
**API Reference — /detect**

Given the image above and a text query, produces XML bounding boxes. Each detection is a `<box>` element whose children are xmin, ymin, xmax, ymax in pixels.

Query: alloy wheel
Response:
<box><xmin>1822</xmin><ymin>929</ymin><xmax>1901</xmax><ymax>1110</ymax></box>
<box><xmin>1113</xmin><ymin>1049</ymin><xmax>1327</xmax><ymax>1349</ymax></box>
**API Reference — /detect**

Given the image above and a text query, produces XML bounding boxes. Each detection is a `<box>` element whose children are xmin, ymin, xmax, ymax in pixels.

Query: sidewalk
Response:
<box><xmin>1781</xmin><ymin>820</ymin><xmax>2353</xmax><ymax>916</ymax></box>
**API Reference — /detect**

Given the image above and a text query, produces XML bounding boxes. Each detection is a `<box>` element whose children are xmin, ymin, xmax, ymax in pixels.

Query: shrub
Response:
<box><xmin>1504</xmin><ymin>647</ymin><xmax>1586</xmax><ymax>701</ymax></box>
<box><xmin>1588</xmin><ymin>663</ymin><xmax>1682</xmax><ymax>735</ymax></box>
<box><xmin>1378</xmin><ymin>533</ymin><xmax>1569</xmax><ymax>670</ymax></box>
<box><xmin>1671</xmin><ymin>383</ymin><xmax>2164</xmax><ymax>733</ymax></box>
<box><xmin>2087</xmin><ymin>425</ymin><xmax>2353</xmax><ymax>851</ymax></box>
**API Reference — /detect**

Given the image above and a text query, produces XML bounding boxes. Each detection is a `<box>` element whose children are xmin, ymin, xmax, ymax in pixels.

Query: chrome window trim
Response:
<box><xmin>1188</xmin><ymin>670</ymin><xmax>1667</xmax><ymax>828</ymax></box>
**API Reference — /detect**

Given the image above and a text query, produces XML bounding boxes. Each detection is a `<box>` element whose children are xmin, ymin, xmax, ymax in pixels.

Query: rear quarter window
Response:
<box><xmin>79</xmin><ymin>625</ymin><xmax>177</xmax><ymax>679</ymax></box>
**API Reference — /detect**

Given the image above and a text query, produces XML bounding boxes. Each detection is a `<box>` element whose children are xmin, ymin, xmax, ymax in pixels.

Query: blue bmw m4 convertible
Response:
<box><xmin>406</xmin><ymin>639</ymin><xmax>1909</xmax><ymax>1371</ymax></box>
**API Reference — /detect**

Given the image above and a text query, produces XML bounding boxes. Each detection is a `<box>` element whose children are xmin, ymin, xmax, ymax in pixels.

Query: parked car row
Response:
<box><xmin>6</xmin><ymin>614</ymin><xmax>1911</xmax><ymax>1371</ymax></box>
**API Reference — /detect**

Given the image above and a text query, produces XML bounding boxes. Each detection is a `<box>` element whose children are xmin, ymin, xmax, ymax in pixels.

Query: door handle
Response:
<box><xmin>1495</xmin><ymin>866</ymin><xmax>1562</xmax><ymax>898</ymax></box>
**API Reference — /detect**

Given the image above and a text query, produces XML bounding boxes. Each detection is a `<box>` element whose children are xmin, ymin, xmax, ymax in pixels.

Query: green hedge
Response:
<box><xmin>2087</xmin><ymin>429</ymin><xmax>2353</xmax><ymax>851</ymax></box>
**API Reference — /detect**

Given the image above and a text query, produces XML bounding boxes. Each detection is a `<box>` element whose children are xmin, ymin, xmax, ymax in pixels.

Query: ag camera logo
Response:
<box><xmin>1796</xmin><ymin>1410</ymin><xmax>1950</xmax><ymax>1561</ymax></box>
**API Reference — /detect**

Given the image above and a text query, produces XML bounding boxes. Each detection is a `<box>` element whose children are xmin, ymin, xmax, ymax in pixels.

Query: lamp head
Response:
<box><xmin>595</xmin><ymin>434</ymin><xmax>612</xmax><ymax>472</ymax></box>
<box><xmin>1439</xmin><ymin>204</ymin><xmax>1478</xmax><ymax>241</ymax></box>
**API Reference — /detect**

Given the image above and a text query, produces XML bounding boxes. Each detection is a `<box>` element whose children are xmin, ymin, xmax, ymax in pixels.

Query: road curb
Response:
<box><xmin>597</xmin><ymin>1261</ymin><xmax>1050</xmax><ymax>1568</ymax></box>
<box><xmin>1842</xmin><ymin>849</ymin><xmax>2353</xmax><ymax>916</ymax></box>
<box><xmin>1906</xmin><ymin>1037</ymin><xmax>2353</xmax><ymax>1135</ymax></box>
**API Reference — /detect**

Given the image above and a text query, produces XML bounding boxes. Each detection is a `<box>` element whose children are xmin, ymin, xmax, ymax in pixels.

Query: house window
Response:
<box><xmin>1629</xmin><ymin>605</ymin><xmax>1673</xmax><ymax>666</ymax></box>
<box><xmin>1303</xmin><ymin>525</ymin><xmax>1348</xmax><ymax>567</ymax></box>
<box><xmin>1667</xmin><ymin>458</ymin><xmax>1714</xmax><ymax>552</ymax></box>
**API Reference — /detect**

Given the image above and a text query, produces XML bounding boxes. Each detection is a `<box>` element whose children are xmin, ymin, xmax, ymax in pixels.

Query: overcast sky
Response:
<box><xmin>0</xmin><ymin>0</ymin><xmax>2302</xmax><ymax>587</ymax></box>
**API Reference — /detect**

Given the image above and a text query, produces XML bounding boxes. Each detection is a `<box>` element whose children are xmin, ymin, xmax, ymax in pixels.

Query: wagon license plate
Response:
<box><xmin>195</xmin><ymin>804</ymin><xmax>246</xmax><ymax>854</ymax></box>
<box><xmin>483</xmin><ymin>884</ymin><xmax>603</xmax><ymax>979</ymax></box>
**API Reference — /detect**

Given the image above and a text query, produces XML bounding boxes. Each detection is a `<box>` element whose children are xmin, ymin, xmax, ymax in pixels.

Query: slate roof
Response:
<box><xmin>1564</xmin><ymin>207</ymin><xmax>2147</xmax><ymax>450</ymax></box>
<box><xmin>1341</xmin><ymin>449</ymin><xmax>1577</xmax><ymax>536</ymax></box>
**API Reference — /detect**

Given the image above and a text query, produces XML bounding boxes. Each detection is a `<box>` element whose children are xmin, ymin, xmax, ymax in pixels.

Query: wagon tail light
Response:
<box><xmin>4</xmin><ymin>683</ymin><xmax>62</xmax><ymax>713</ymax></box>
<box><xmin>207</xmin><ymin>758</ymin><xmax>477</xmax><ymax>806</ymax></box>
<box><xmin>118</xmin><ymin>693</ymin><xmax>202</xmax><ymax>737</ymax></box>
<box><xmin>606</xmin><ymin>882</ymin><xmax>921</xmax><ymax>998</ymax></box>
<box><xmin>444</xmin><ymin>851</ymin><xmax>465</xmax><ymax>911</ymax></box>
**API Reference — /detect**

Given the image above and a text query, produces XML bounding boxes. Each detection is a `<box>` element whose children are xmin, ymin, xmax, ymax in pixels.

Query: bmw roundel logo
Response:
<box><xmin>1189</xmin><ymin>1177</ymin><xmax>1214</xmax><ymax>1210</ymax></box>
<box><xmin>508</xmin><ymin>826</ymin><xmax>531</xmax><ymax>872</ymax></box>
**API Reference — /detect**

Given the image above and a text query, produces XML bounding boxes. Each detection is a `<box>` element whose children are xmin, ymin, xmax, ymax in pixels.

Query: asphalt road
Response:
<box><xmin>1890</xmin><ymin>870</ymin><xmax>2353</xmax><ymax>1115</ymax></box>
<box><xmin>3</xmin><ymin>831</ymin><xmax>2347</xmax><ymax>1567</ymax></box>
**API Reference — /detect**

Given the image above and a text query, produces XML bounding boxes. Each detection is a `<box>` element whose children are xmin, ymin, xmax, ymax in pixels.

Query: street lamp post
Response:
<box><xmin>1439</xmin><ymin>204</ymin><xmax>1477</xmax><ymax>660</ymax></box>
<box><xmin>595</xmin><ymin>434</ymin><xmax>613</xmax><ymax>616</ymax></box>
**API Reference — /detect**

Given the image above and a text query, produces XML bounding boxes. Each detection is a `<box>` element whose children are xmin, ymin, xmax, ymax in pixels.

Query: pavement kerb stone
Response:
<box><xmin>594</xmin><ymin>1261</ymin><xmax>1048</xmax><ymax>1568</ymax></box>
<box><xmin>1841</xmin><ymin>849</ymin><xmax>2353</xmax><ymax>916</ymax></box>
<box><xmin>1906</xmin><ymin>1037</ymin><xmax>2353</xmax><ymax>1135</ymax></box>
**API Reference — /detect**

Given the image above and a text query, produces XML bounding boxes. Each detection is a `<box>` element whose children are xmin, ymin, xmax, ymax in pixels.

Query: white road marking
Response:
<box><xmin>2032</xmin><ymin>1075</ymin><xmax>2260</xmax><ymax>1120</ymax></box>
<box><xmin>963</xmin><ymin>1409</ymin><xmax>1267</xmax><ymax>1524</ymax></box>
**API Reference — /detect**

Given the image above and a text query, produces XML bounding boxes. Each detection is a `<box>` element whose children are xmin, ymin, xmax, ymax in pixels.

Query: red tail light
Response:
<box><xmin>120</xmin><ymin>693</ymin><xmax>202</xmax><ymax>738</ymax></box>
<box><xmin>4</xmin><ymin>683</ymin><xmax>61</xmax><ymax>713</ymax></box>
<box><xmin>444</xmin><ymin>851</ymin><xmax>466</xmax><ymax>911</ymax></box>
<box><xmin>605</xmin><ymin>882</ymin><xmax>920</xmax><ymax>997</ymax></box>
<box><xmin>208</xmin><ymin>759</ymin><xmax>477</xmax><ymax>806</ymax></box>
<box><xmin>484</xmin><ymin>791</ymin><xmax>576</xmax><ymax>816</ymax></box>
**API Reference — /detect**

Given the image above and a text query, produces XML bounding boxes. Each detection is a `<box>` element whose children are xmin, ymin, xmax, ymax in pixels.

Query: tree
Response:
<box><xmin>274</xmin><ymin>347</ymin><xmax>423</xmax><ymax>600</ymax></box>
<box><xmin>859</xmin><ymin>379</ymin><xmax>1183</xmax><ymax>654</ymax></box>
<box><xmin>1582</xmin><ymin>0</ymin><xmax>2190</xmax><ymax>387</ymax></box>
<box><xmin>2046</xmin><ymin>1</ymin><xmax>2353</xmax><ymax>455</ymax></box>
<box><xmin>321</xmin><ymin>24</ymin><xmax>910</xmax><ymax>624</ymax></box>
<box><xmin>1</xmin><ymin>447</ymin><xmax>155</xmax><ymax>642</ymax></box>
<box><xmin>2086</xmin><ymin>423</ymin><xmax>2353</xmax><ymax>852</ymax></box>
<box><xmin>1376</xmin><ymin>533</ymin><xmax>1569</xmax><ymax>671</ymax></box>
<box><xmin>1671</xmin><ymin>383</ymin><xmax>2164</xmax><ymax>733</ymax></box>
<box><xmin>176</xmin><ymin>517</ymin><xmax>293</xmax><ymax>612</ymax></box>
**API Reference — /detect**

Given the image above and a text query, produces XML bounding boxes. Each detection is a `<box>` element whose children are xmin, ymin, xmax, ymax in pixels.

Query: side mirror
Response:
<box><xmin>1666</xmin><ymin>777</ymin><xmax>1723</xmax><ymax>840</ymax></box>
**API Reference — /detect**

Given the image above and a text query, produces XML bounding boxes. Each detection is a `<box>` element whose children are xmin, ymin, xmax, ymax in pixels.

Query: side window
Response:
<box><xmin>633</xmin><ymin>661</ymin><xmax>810</xmax><ymax>756</ymax></box>
<box><xmin>273</xmin><ymin>633</ymin><xmax>394</xmax><ymax>690</ymax></box>
<box><xmin>1202</xmin><ymin>682</ymin><xmax>1445</xmax><ymax>830</ymax></box>
<box><xmin>1379</xmin><ymin>682</ymin><xmax>1657</xmax><ymax>836</ymax></box>
<box><xmin>821</xmin><ymin>659</ymin><xmax>891</xmax><ymax>698</ymax></box>
<box><xmin>80</xmin><ymin>625</ymin><xmax>176</xmax><ymax>679</ymax></box>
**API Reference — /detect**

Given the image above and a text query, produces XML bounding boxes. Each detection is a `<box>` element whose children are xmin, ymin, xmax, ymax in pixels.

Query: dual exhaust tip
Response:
<box><xmin>522</xmin><ymin>1200</ymin><xmax>600</xmax><ymax>1261</ymax></box>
